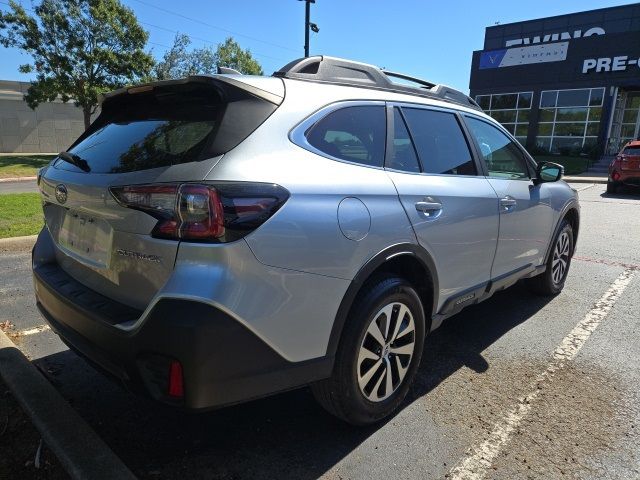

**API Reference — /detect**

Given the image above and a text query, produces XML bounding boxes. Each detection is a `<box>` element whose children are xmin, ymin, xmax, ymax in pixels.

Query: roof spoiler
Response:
<box><xmin>100</xmin><ymin>74</ymin><xmax>283</xmax><ymax>106</ymax></box>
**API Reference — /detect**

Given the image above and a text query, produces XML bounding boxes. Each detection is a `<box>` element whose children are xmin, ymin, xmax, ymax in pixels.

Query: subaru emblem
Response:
<box><xmin>55</xmin><ymin>184</ymin><xmax>68</xmax><ymax>204</ymax></box>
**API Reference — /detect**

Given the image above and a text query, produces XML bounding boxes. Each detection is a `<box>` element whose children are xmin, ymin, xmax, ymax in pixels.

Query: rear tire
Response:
<box><xmin>527</xmin><ymin>220</ymin><xmax>573</xmax><ymax>296</ymax></box>
<box><xmin>312</xmin><ymin>276</ymin><xmax>425</xmax><ymax>425</ymax></box>
<box><xmin>606</xmin><ymin>181</ymin><xmax>619</xmax><ymax>194</ymax></box>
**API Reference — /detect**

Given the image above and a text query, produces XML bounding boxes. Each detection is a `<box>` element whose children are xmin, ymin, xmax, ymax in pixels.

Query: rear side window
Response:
<box><xmin>58</xmin><ymin>82</ymin><xmax>277</xmax><ymax>174</ymax></box>
<box><xmin>401</xmin><ymin>108</ymin><xmax>477</xmax><ymax>175</ymax></box>
<box><xmin>623</xmin><ymin>146</ymin><xmax>640</xmax><ymax>156</ymax></box>
<box><xmin>306</xmin><ymin>106</ymin><xmax>386</xmax><ymax>167</ymax></box>
<box><xmin>388</xmin><ymin>108</ymin><xmax>420</xmax><ymax>173</ymax></box>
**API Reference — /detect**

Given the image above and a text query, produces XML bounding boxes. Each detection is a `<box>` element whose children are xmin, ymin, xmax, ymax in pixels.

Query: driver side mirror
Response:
<box><xmin>535</xmin><ymin>161</ymin><xmax>563</xmax><ymax>184</ymax></box>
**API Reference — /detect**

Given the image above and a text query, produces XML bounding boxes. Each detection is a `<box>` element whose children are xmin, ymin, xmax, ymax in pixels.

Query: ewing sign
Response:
<box><xmin>582</xmin><ymin>55</ymin><xmax>640</xmax><ymax>74</ymax></box>
<box><xmin>505</xmin><ymin>27</ymin><xmax>605</xmax><ymax>47</ymax></box>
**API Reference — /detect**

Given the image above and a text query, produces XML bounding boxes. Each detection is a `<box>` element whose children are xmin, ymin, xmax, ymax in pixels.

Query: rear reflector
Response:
<box><xmin>110</xmin><ymin>182</ymin><xmax>289</xmax><ymax>243</ymax></box>
<box><xmin>168</xmin><ymin>360</ymin><xmax>184</xmax><ymax>398</ymax></box>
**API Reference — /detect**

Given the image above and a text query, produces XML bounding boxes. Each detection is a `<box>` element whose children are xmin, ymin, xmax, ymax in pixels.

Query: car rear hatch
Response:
<box><xmin>38</xmin><ymin>75</ymin><xmax>284</xmax><ymax>311</ymax></box>
<box><xmin>620</xmin><ymin>146</ymin><xmax>640</xmax><ymax>172</ymax></box>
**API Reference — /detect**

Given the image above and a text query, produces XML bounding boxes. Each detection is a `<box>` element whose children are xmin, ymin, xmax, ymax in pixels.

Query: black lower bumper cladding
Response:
<box><xmin>33</xmin><ymin>261</ymin><xmax>332</xmax><ymax>410</ymax></box>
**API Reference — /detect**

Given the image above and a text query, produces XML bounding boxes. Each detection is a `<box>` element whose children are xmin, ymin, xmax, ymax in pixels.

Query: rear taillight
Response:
<box><xmin>110</xmin><ymin>182</ymin><xmax>288</xmax><ymax>242</ymax></box>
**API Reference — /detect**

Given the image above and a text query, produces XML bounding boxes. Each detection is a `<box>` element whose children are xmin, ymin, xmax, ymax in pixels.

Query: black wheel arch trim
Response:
<box><xmin>544</xmin><ymin>200</ymin><xmax>580</xmax><ymax>265</ymax></box>
<box><xmin>326</xmin><ymin>243</ymin><xmax>439</xmax><ymax>358</ymax></box>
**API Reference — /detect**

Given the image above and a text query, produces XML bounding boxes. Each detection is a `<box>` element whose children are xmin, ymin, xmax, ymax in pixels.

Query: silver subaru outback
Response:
<box><xmin>33</xmin><ymin>56</ymin><xmax>579</xmax><ymax>425</ymax></box>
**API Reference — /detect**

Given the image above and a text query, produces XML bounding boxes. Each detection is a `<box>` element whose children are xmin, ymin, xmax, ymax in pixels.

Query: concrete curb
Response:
<box><xmin>0</xmin><ymin>330</ymin><xmax>137</xmax><ymax>480</ymax></box>
<box><xmin>0</xmin><ymin>176</ymin><xmax>37</xmax><ymax>183</ymax></box>
<box><xmin>0</xmin><ymin>235</ymin><xmax>38</xmax><ymax>254</ymax></box>
<box><xmin>564</xmin><ymin>176</ymin><xmax>607</xmax><ymax>184</ymax></box>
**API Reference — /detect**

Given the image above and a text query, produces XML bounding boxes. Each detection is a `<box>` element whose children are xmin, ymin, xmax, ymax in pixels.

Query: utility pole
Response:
<box><xmin>300</xmin><ymin>0</ymin><xmax>318</xmax><ymax>58</ymax></box>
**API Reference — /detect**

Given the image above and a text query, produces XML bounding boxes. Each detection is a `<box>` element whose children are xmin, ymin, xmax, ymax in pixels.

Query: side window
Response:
<box><xmin>465</xmin><ymin>117</ymin><xmax>529</xmax><ymax>179</ymax></box>
<box><xmin>387</xmin><ymin>108</ymin><xmax>420</xmax><ymax>173</ymax></box>
<box><xmin>306</xmin><ymin>106</ymin><xmax>386</xmax><ymax>167</ymax></box>
<box><xmin>401</xmin><ymin>108</ymin><xmax>477</xmax><ymax>175</ymax></box>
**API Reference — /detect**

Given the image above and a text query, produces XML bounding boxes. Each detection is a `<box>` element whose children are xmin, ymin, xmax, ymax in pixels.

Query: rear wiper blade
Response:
<box><xmin>58</xmin><ymin>151</ymin><xmax>91</xmax><ymax>172</ymax></box>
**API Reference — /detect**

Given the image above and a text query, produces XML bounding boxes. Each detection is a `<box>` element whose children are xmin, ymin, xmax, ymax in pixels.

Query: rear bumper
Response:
<box><xmin>619</xmin><ymin>176</ymin><xmax>640</xmax><ymax>186</ymax></box>
<box><xmin>33</xmin><ymin>254</ymin><xmax>332</xmax><ymax>411</ymax></box>
<box><xmin>609</xmin><ymin>168</ymin><xmax>640</xmax><ymax>186</ymax></box>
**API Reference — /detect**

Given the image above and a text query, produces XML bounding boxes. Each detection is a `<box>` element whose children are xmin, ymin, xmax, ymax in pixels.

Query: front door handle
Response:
<box><xmin>415</xmin><ymin>199</ymin><xmax>442</xmax><ymax>215</ymax></box>
<box><xmin>500</xmin><ymin>196</ymin><xmax>517</xmax><ymax>212</ymax></box>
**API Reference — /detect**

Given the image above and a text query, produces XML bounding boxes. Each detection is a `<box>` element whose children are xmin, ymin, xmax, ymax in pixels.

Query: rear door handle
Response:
<box><xmin>500</xmin><ymin>196</ymin><xmax>517</xmax><ymax>212</ymax></box>
<box><xmin>415</xmin><ymin>199</ymin><xmax>442</xmax><ymax>215</ymax></box>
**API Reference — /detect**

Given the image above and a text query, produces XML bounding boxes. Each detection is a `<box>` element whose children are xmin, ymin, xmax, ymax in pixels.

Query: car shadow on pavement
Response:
<box><xmin>35</xmin><ymin>282</ymin><xmax>553</xmax><ymax>480</ymax></box>
<box><xmin>601</xmin><ymin>186</ymin><xmax>640</xmax><ymax>198</ymax></box>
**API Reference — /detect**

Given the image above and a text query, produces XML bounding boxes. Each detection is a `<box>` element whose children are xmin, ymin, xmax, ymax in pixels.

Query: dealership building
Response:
<box><xmin>469</xmin><ymin>3</ymin><xmax>640</xmax><ymax>156</ymax></box>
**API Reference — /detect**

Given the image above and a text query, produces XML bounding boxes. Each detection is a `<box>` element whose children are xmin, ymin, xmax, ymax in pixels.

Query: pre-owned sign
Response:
<box><xmin>582</xmin><ymin>56</ymin><xmax>640</xmax><ymax>74</ymax></box>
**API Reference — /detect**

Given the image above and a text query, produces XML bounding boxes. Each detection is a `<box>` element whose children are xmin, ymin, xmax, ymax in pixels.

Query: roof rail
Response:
<box><xmin>273</xmin><ymin>56</ymin><xmax>481</xmax><ymax>111</ymax></box>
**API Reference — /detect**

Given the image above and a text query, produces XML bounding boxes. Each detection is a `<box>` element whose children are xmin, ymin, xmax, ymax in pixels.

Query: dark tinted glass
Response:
<box><xmin>64</xmin><ymin>92</ymin><xmax>223</xmax><ymax>173</ymax></box>
<box><xmin>388</xmin><ymin>108</ymin><xmax>420</xmax><ymax>172</ymax></box>
<box><xmin>465</xmin><ymin>117</ymin><xmax>529</xmax><ymax>179</ymax></box>
<box><xmin>67</xmin><ymin>120</ymin><xmax>217</xmax><ymax>174</ymax></box>
<box><xmin>540</xmin><ymin>91</ymin><xmax>557</xmax><ymax>108</ymax></box>
<box><xmin>402</xmin><ymin>108</ymin><xmax>476</xmax><ymax>176</ymax></box>
<box><xmin>58</xmin><ymin>83</ymin><xmax>275</xmax><ymax>174</ymax></box>
<box><xmin>490</xmin><ymin>110</ymin><xmax>517</xmax><ymax>123</ymax></box>
<box><xmin>589</xmin><ymin>88</ymin><xmax>604</xmax><ymax>106</ymax></box>
<box><xmin>517</xmin><ymin>92</ymin><xmax>532</xmax><ymax>109</ymax></box>
<box><xmin>491</xmin><ymin>94</ymin><xmax>518</xmax><ymax>110</ymax></box>
<box><xmin>476</xmin><ymin>95</ymin><xmax>491</xmax><ymax>110</ymax></box>
<box><xmin>557</xmin><ymin>89</ymin><xmax>590</xmax><ymax>107</ymax></box>
<box><xmin>306</xmin><ymin>106</ymin><xmax>386</xmax><ymax>167</ymax></box>
<box><xmin>555</xmin><ymin>107</ymin><xmax>588</xmax><ymax>122</ymax></box>
<box><xmin>624</xmin><ymin>146</ymin><xmax>640</xmax><ymax>156</ymax></box>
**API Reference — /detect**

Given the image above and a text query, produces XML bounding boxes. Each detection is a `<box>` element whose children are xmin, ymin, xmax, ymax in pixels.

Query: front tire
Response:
<box><xmin>312</xmin><ymin>276</ymin><xmax>425</xmax><ymax>425</ymax></box>
<box><xmin>527</xmin><ymin>220</ymin><xmax>573</xmax><ymax>296</ymax></box>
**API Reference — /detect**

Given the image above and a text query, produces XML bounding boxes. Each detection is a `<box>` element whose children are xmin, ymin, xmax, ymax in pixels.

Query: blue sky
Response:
<box><xmin>0</xmin><ymin>0</ymin><xmax>635</xmax><ymax>92</ymax></box>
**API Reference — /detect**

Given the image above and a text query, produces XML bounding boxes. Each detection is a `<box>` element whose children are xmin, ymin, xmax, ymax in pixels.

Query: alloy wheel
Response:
<box><xmin>357</xmin><ymin>302</ymin><xmax>416</xmax><ymax>402</ymax></box>
<box><xmin>552</xmin><ymin>231</ymin><xmax>571</xmax><ymax>285</ymax></box>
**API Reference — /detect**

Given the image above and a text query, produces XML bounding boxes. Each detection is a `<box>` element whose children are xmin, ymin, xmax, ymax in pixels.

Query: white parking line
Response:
<box><xmin>18</xmin><ymin>324</ymin><xmax>51</xmax><ymax>336</ymax></box>
<box><xmin>571</xmin><ymin>183</ymin><xmax>597</xmax><ymax>192</ymax></box>
<box><xmin>448</xmin><ymin>268</ymin><xmax>636</xmax><ymax>480</ymax></box>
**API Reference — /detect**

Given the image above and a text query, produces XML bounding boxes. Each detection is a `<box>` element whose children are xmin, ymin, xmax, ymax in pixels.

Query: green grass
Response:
<box><xmin>533</xmin><ymin>155</ymin><xmax>591</xmax><ymax>175</ymax></box>
<box><xmin>0</xmin><ymin>155</ymin><xmax>56</xmax><ymax>179</ymax></box>
<box><xmin>0</xmin><ymin>193</ymin><xmax>43</xmax><ymax>238</ymax></box>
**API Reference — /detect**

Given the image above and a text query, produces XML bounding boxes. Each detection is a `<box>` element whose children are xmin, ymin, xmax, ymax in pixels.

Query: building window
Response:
<box><xmin>535</xmin><ymin>87</ymin><xmax>604</xmax><ymax>155</ymax></box>
<box><xmin>475</xmin><ymin>91</ymin><xmax>532</xmax><ymax>145</ymax></box>
<box><xmin>620</xmin><ymin>94</ymin><xmax>640</xmax><ymax>146</ymax></box>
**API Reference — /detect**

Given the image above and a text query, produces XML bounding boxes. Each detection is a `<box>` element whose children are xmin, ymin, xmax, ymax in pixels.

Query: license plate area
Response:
<box><xmin>58</xmin><ymin>209</ymin><xmax>112</xmax><ymax>268</ymax></box>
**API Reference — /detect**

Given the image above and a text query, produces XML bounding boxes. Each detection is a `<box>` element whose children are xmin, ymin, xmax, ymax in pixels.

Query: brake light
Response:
<box><xmin>110</xmin><ymin>182</ymin><xmax>288</xmax><ymax>242</ymax></box>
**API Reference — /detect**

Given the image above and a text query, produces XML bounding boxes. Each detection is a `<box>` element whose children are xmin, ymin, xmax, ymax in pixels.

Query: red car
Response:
<box><xmin>608</xmin><ymin>140</ymin><xmax>640</xmax><ymax>193</ymax></box>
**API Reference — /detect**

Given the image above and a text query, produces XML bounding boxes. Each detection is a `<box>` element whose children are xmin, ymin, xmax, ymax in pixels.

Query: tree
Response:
<box><xmin>153</xmin><ymin>35</ymin><xmax>263</xmax><ymax>80</ymax></box>
<box><xmin>215</xmin><ymin>37</ymin><xmax>263</xmax><ymax>75</ymax></box>
<box><xmin>0</xmin><ymin>0</ymin><xmax>154</xmax><ymax>129</ymax></box>
<box><xmin>153</xmin><ymin>33</ymin><xmax>216</xmax><ymax>80</ymax></box>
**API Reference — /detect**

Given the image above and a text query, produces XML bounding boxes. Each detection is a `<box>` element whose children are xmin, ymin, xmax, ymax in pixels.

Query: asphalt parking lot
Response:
<box><xmin>1</xmin><ymin>182</ymin><xmax>639</xmax><ymax>480</ymax></box>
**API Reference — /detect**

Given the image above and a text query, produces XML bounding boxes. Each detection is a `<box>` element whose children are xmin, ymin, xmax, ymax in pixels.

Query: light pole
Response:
<box><xmin>300</xmin><ymin>0</ymin><xmax>318</xmax><ymax>58</ymax></box>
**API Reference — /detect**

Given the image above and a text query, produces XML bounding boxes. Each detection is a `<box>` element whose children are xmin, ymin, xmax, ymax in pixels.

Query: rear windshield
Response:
<box><xmin>623</xmin><ymin>146</ymin><xmax>640</xmax><ymax>156</ymax></box>
<box><xmin>56</xmin><ymin>82</ymin><xmax>277</xmax><ymax>174</ymax></box>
